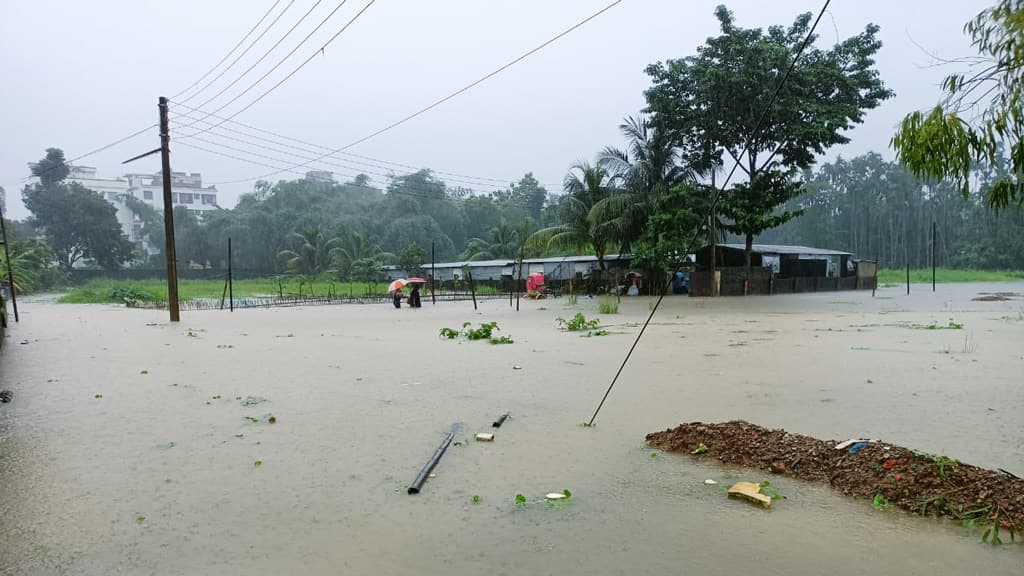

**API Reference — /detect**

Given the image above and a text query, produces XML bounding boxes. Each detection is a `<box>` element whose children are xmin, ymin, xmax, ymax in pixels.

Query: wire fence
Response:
<box><xmin>124</xmin><ymin>290</ymin><xmax>509</xmax><ymax>311</ymax></box>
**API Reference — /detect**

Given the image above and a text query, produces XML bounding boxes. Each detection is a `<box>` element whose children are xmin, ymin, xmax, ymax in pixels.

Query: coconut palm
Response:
<box><xmin>460</xmin><ymin>219</ymin><xmax>521</xmax><ymax>261</ymax></box>
<box><xmin>332</xmin><ymin>231</ymin><xmax>393</xmax><ymax>279</ymax></box>
<box><xmin>276</xmin><ymin>226</ymin><xmax>345</xmax><ymax>275</ymax></box>
<box><xmin>528</xmin><ymin>162</ymin><xmax>614</xmax><ymax>270</ymax></box>
<box><xmin>0</xmin><ymin>237</ymin><xmax>55</xmax><ymax>293</ymax></box>
<box><xmin>592</xmin><ymin>114</ymin><xmax>695</xmax><ymax>252</ymax></box>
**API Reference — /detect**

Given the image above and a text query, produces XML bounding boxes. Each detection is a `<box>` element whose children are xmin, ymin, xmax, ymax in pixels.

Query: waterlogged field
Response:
<box><xmin>2</xmin><ymin>282</ymin><xmax>1022</xmax><ymax>574</ymax></box>
<box><xmin>57</xmin><ymin>278</ymin><xmax>499</xmax><ymax>304</ymax></box>
<box><xmin>876</xmin><ymin>268</ymin><xmax>1024</xmax><ymax>285</ymax></box>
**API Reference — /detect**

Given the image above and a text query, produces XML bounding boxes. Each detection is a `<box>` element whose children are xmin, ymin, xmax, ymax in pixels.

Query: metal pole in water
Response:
<box><xmin>408</xmin><ymin>425</ymin><xmax>458</xmax><ymax>494</ymax></box>
<box><xmin>0</xmin><ymin>206</ymin><xmax>18</xmax><ymax>322</ymax></box>
<box><xmin>228</xmin><ymin>237</ymin><xmax>234</xmax><ymax>312</ymax></box>
<box><xmin>931</xmin><ymin>221</ymin><xmax>936</xmax><ymax>292</ymax></box>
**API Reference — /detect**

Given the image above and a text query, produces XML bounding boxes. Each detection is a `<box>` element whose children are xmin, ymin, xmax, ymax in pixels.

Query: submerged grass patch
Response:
<box><xmin>58</xmin><ymin>278</ymin><xmax>392</xmax><ymax>304</ymax></box>
<box><xmin>876</xmin><ymin>268</ymin><xmax>1024</xmax><ymax>285</ymax></box>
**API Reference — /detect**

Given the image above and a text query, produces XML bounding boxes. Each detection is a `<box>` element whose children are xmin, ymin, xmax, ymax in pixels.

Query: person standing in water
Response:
<box><xmin>393</xmin><ymin>288</ymin><xmax>403</xmax><ymax>309</ymax></box>
<box><xmin>409</xmin><ymin>284</ymin><xmax>422</xmax><ymax>308</ymax></box>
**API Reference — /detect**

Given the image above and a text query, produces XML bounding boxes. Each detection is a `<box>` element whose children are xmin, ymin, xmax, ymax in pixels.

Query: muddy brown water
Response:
<box><xmin>1</xmin><ymin>283</ymin><xmax>1022</xmax><ymax>574</ymax></box>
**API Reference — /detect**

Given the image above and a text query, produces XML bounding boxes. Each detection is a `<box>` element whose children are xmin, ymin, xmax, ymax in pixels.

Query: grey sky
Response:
<box><xmin>0</xmin><ymin>0</ymin><xmax>990</xmax><ymax>220</ymax></box>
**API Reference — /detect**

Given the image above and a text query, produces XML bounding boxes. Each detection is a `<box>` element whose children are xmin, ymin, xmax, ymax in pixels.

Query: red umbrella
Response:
<box><xmin>407</xmin><ymin>277</ymin><xmax>427</xmax><ymax>284</ymax></box>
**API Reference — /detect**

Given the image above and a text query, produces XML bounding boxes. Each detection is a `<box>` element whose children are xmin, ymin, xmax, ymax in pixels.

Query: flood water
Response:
<box><xmin>1</xmin><ymin>283</ymin><xmax>1022</xmax><ymax>574</ymax></box>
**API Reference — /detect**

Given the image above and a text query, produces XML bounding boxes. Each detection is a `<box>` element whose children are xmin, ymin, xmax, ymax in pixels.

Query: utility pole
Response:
<box><xmin>516</xmin><ymin>244</ymin><xmax>525</xmax><ymax>312</ymax></box>
<box><xmin>159</xmin><ymin>97</ymin><xmax>181</xmax><ymax>322</ymax></box>
<box><xmin>431</xmin><ymin>242</ymin><xmax>436</xmax><ymax>305</ymax></box>
<box><xmin>931</xmin><ymin>221</ymin><xmax>936</xmax><ymax>292</ymax></box>
<box><xmin>228</xmin><ymin>237</ymin><xmax>234</xmax><ymax>312</ymax></box>
<box><xmin>0</xmin><ymin>204</ymin><xmax>18</xmax><ymax>322</ymax></box>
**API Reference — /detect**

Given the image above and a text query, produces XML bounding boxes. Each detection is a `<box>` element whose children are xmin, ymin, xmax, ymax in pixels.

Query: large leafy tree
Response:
<box><xmin>529</xmin><ymin>162</ymin><xmax>614</xmax><ymax>270</ymax></box>
<box><xmin>645</xmin><ymin>5</ymin><xmax>892</xmax><ymax>274</ymax></box>
<box><xmin>509</xmin><ymin>173</ymin><xmax>548</xmax><ymax>223</ymax></box>
<box><xmin>23</xmin><ymin>149</ymin><xmax>134</xmax><ymax>271</ymax></box>
<box><xmin>892</xmin><ymin>0</ymin><xmax>1024</xmax><ymax>208</ymax></box>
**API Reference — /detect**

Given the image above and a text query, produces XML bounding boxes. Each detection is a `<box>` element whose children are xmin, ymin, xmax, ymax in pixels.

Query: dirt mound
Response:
<box><xmin>647</xmin><ymin>421</ymin><xmax>1023</xmax><ymax>540</ymax></box>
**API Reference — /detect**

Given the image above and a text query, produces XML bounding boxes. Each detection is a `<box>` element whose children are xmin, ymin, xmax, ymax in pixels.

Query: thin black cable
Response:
<box><xmin>22</xmin><ymin>124</ymin><xmax>159</xmax><ymax>182</ymax></box>
<box><xmin>169</xmin><ymin>101</ymin><xmax>552</xmax><ymax>188</ymax></box>
<box><xmin>170</xmin><ymin>0</ymin><xmax>284</xmax><ymax>101</ymax></box>
<box><xmin>587</xmin><ymin>0</ymin><xmax>832</xmax><ymax>426</ymax></box>
<box><xmin>215</xmin><ymin>0</ymin><xmax>624</xmax><ymax>185</ymax></box>
<box><xmin>171</xmin><ymin>109</ymin><xmax>545</xmax><ymax>191</ymax></box>
<box><xmin>176</xmin><ymin>140</ymin><xmax>542</xmax><ymax>209</ymax></box>
<box><xmin>177</xmin><ymin>0</ymin><xmax>297</xmax><ymax>105</ymax></box>
<box><xmin>176</xmin><ymin>0</ymin><xmax>374</xmax><ymax>136</ymax></box>
<box><xmin>189</xmin><ymin>0</ymin><xmax>325</xmax><ymax>112</ymax></box>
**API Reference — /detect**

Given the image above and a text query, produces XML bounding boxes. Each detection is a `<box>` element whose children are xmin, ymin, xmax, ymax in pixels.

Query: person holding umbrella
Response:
<box><xmin>387</xmin><ymin>278</ymin><xmax>409</xmax><ymax>309</ymax></box>
<box><xmin>409</xmin><ymin>284</ymin><xmax>422</xmax><ymax>308</ymax></box>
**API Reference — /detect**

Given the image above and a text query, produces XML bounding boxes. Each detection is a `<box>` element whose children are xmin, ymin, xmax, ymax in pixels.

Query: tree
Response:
<box><xmin>645</xmin><ymin>5</ymin><xmax>892</xmax><ymax>275</ymax></box>
<box><xmin>633</xmin><ymin>183</ymin><xmax>712</xmax><ymax>271</ymax></box>
<box><xmin>0</xmin><ymin>230</ymin><xmax>57</xmax><ymax>293</ymax></box>
<box><xmin>593</xmin><ymin>114</ymin><xmax>693</xmax><ymax>253</ymax></box>
<box><xmin>892</xmin><ymin>0</ymin><xmax>1024</xmax><ymax>208</ymax></box>
<box><xmin>333</xmin><ymin>231</ymin><xmax>393</xmax><ymax>280</ymax></box>
<box><xmin>529</xmin><ymin>163</ymin><xmax>614</xmax><ymax>270</ymax></box>
<box><xmin>30</xmin><ymin>148</ymin><xmax>71</xmax><ymax>187</ymax></box>
<box><xmin>23</xmin><ymin>150</ymin><xmax>134</xmax><ymax>271</ymax></box>
<box><xmin>276</xmin><ymin>226</ymin><xmax>344</xmax><ymax>275</ymax></box>
<box><xmin>510</xmin><ymin>173</ymin><xmax>548</xmax><ymax>222</ymax></box>
<box><xmin>460</xmin><ymin>219</ymin><xmax>521</xmax><ymax>260</ymax></box>
<box><xmin>398</xmin><ymin>241</ymin><xmax>426</xmax><ymax>278</ymax></box>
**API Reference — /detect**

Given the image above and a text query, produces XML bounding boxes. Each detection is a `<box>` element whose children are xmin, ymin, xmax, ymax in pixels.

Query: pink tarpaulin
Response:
<box><xmin>527</xmin><ymin>273</ymin><xmax>544</xmax><ymax>292</ymax></box>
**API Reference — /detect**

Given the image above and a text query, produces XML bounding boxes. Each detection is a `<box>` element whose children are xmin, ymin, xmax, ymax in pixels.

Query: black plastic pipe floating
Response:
<box><xmin>492</xmin><ymin>413</ymin><xmax>510</xmax><ymax>428</ymax></box>
<box><xmin>408</xmin><ymin>426</ymin><xmax>458</xmax><ymax>494</ymax></box>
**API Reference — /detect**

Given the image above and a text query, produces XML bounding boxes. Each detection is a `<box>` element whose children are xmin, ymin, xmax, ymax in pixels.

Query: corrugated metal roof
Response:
<box><xmin>717</xmin><ymin>244</ymin><xmax>851</xmax><ymax>256</ymax></box>
<box><xmin>520</xmin><ymin>254</ymin><xmax>631</xmax><ymax>264</ymax></box>
<box><xmin>421</xmin><ymin>259</ymin><xmax>513</xmax><ymax>269</ymax></box>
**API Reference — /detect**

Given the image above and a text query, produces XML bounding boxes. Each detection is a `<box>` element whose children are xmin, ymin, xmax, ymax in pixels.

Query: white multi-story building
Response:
<box><xmin>27</xmin><ymin>165</ymin><xmax>220</xmax><ymax>254</ymax></box>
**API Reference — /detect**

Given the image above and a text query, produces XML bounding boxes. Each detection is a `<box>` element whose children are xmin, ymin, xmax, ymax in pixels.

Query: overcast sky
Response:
<box><xmin>0</xmin><ymin>0</ymin><xmax>990</xmax><ymax>220</ymax></box>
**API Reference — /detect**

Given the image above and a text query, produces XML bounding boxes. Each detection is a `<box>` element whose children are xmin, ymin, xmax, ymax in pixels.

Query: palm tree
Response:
<box><xmin>333</xmin><ymin>231</ymin><xmax>393</xmax><ymax>279</ymax></box>
<box><xmin>528</xmin><ymin>162</ymin><xmax>614</xmax><ymax>270</ymax></box>
<box><xmin>276</xmin><ymin>226</ymin><xmax>345</xmax><ymax>275</ymax></box>
<box><xmin>460</xmin><ymin>219</ymin><xmax>521</xmax><ymax>261</ymax></box>
<box><xmin>592</xmin><ymin>114</ymin><xmax>694</xmax><ymax>253</ymax></box>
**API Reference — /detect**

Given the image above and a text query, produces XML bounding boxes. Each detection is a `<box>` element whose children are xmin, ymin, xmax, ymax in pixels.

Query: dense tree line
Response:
<box><xmin>757</xmin><ymin>153</ymin><xmax>1024</xmax><ymax>269</ymax></box>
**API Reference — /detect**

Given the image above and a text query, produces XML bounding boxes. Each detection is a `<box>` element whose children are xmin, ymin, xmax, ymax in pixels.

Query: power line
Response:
<box><xmin>167</xmin><ymin>99</ymin><xmax>532</xmax><ymax>186</ymax></box>
<box><xmin>175</xmin><ymin>140</ymin><xmax>542</xmax><ymax>209</ymax></box>
<box><xmin>176</xmin><ymin>0</ymin><xmax>298</xmax><ymax>105</ymax></box>
<box><xmin>169</xmin><ymin>100</ymin><xmax>538</xmax><ymax>187</ymax></box>
<box><xmin>211</xmin><ymin>0</ymin><xmax>624</xmax><ymax>185</ymax></box>
<box><xmin>170</xmin><ymin>108</ymin><xmax>559</xmax><ymax>191</ymax></box>
<box><xmin>586</xmin><ymin>0</ymin><xmax>833</xmax><ymax>427</ymax></box>
<box><xmin>170</xmin><ymin>0</ymin><xmax>284</xmax><ymax>102</ymax></box>
<box><xmin>189</xmin><ymin>0</ymin><xmax>325</xmax><ymax>112</ymax></box>
<box><xmin>22</xmin><ymin>124</ymin><xmax>159</xmax><ymax>182</ymax></box>
<box><xmin>176</xmin><ymin>0</ymin><xmax>375</xmax><ymax>136</ymax></box>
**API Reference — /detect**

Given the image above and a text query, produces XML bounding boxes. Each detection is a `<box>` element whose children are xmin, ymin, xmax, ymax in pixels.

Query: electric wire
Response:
<box><xmin>175</xmin><ymin>0</ymin><xmax>376</xmax><ymax>136</ymax></box>
<box><xmin>188</xmin><ymin>0</ymin><xmax>325</xmax><ymax>112</ymax></box>
<box><xmin>209</xmin><ymin>0</ymin><xmax>624</xmax><ymax>185</ymax></box>
<box><xmin>170</xmin><ymin>0</ymin><xmax>284</xmax><ymax>101</ymax></box>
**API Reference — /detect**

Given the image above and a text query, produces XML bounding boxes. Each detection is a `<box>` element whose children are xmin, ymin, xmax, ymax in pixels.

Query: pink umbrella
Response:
<box><xmin>407</xmin><ymin>277</ymin><xmax>427</xmax><ymax>284</ymax></box>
